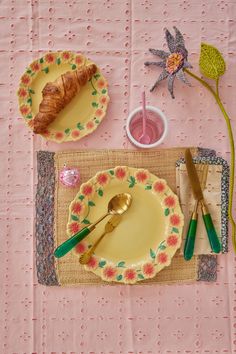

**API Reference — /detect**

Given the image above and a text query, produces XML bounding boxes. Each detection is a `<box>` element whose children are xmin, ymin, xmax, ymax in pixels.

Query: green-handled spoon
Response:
<box><xmin>54</xmin><ymin>193</ymin><xmax>132</xmax><ymax>258</ymax></box>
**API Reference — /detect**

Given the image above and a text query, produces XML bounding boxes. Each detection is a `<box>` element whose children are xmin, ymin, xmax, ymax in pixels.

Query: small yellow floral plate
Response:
<box><xmin>17</xmin><ymin>51</ymin><xmax>109</xmax><ymax>143</ymax></box>
<box><xmin>67</xmin><ymin>166</ymin><xmax>184</xmax><ymax>284</ymax></box>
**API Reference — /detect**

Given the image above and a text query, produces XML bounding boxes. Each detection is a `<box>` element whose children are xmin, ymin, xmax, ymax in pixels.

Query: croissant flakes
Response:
<box><xmin>33</xmin><ymin>63</ymin><xmax>97</xmax><ymax>134</ymax></box>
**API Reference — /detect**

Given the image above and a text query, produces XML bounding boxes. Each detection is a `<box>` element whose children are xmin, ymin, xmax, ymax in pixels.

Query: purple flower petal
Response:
<box><xmin>145</xmin><ymin>61</ymin><xmax>166</xmax><ymax>68</ymax></box>
<box><xmin>168</xmin><ymin>75</ymin><xmax>175</xmax><ymax>99</ymax></box>
<box><xmin>183</xmin><ymin>61</ymin><xmax>193</xmax><ymax>69</ymax></box>
<box><xmin>165</xmin><ymin>28</ymin><xmax>176</xmax><ymax>53</ymax></box>
<box><xmin>150</xmin><ymin>70</ymin><xmax>169</xmax><ymax>92</ymax></box>
<box><xmin>149</xmin><ymin>48</ymin><xmax>169</xmax><ymax>59</ymax></box>
<box><xmin>176</xmin><ymin>69</ymin><xmax>191</xmax><ymax>86</ymax></box>
<box><xmin>173</xmin><ymin>26</ymin><xmax>185</xmax><ymax>48</ymax></box>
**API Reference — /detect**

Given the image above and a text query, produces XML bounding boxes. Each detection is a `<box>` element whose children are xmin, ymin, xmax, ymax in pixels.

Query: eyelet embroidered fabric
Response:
<box><xmin>1</xmin><ymin>0</ymin><xmax>236</xmax><ymax>353</ymax></box>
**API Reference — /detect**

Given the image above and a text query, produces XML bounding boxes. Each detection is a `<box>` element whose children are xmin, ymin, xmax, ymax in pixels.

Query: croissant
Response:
<box><xmin>33</xmin><ymin>63</ymin><xmax>97</xmax><ymax>134</ymax></box>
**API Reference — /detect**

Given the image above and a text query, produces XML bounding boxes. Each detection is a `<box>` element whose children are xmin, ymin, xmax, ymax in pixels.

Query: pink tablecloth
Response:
<box><xmin>1</xmin><ymin>0</ymin><xmax>236</xmax><ymax>352</ymax></box>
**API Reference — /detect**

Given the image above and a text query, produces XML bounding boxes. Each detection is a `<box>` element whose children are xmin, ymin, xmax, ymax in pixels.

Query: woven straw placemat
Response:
<box><xmin>54</xmin><ymin>148</ymin><xmax>198</xmax><ymax>286</ymax></box>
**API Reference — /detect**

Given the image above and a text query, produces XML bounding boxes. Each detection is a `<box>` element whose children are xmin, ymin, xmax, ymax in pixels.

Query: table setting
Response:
<box><xmin>1</xmin><ymin>0</ymin><xmax>236</xmax><ymax>353</ymax></box>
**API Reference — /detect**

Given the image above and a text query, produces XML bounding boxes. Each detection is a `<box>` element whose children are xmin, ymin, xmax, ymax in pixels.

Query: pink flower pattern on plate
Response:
<box><xmin>21</xmin><ymin>74</ymin><xmax>31</xmax><ymax>85</ymax></box>
<box><xmin>114</xmin><ymin>166</ymin><xmax>128</xmax><ymax>181</ymax></box>
<box><xmin>123</xmin><ymin>268</ymin><xmax>137</xmax><ymax>284</ymax></box>
<box><xmin>61</xmin><ymin>51</ymin><xmax>71</xmax><ymax>60</ymax></box>
<box><xmin>75</xmin><ymin>241</ymin><xmax>87</xmax><ymax>254</ymax></box>
<box><xmin>84</xmin><ymin>255</ymin><xmax>99</xmax><ymax>270</ymax></box>
<box><xmin>71</xmin><ymin>130</ymin><xmax>80</xmax><ymax>139</ymax></box>
<box><xmin>20</xmin><ymin>105</ymin><xmax>30</xmax><ymax>116</ymax></box>
<box><xmin>30</xmin><ymin>61</ymin><xmax>40</xmax><ymax>71</ymax></box>
<box><xmin>68</xmin><ymin>222</ymin><xmax>81</xmax><ymax>235</ymax></box>
<box><xmin>99</xmin><ymin>95</ymin><xmax>108</xmax><ymax>105</ymax></box>
<box><xmin>167</xmin><ymin>234</ymin><xmax>179</xmax><ymax>247</ymax></box>
<box><xmin>153</xmin><ymin>180</ymin><xmax>166</xmax><ymax>193</ymax></box>
<box><xmin>170</xmin><ymin>214</ymin><xmax>181</xmax><ymax>227</ymax></box>
<box><xmin>86</xmin><ymin>121</ymin><xmax>95</xmax><ymax>130</ymax></box>
<box><xmin>97</xmin><ymin>78</ymin><xmax>107</xmax><ymax>89</ymax></box>
<box><xmin>142</xmin><ymin>263</ymin><xmax>155</xmax><ymax>278</ymax></box>
<box><xmin>135</xmin><ymin>169</ymin><xmax>149</xmax><ymax>184</ymax></box>
<box><xmin>95</xmin><ymin>108</ymin><xmax>104</xmax><ymax>117</ymax></box>
<box><xmin>157</xmin><ymin>252</ymin><xmax>169</xmax><ymax>265</ymax></box>
<box><xmin>71</xmin><ymin>201</ymin><xmax>85</xmax><ymax>215</ymax></box>
<box><xmin>18</xmin><ymin>88</ymin><xmax>28</xmax><ymax>98</ymax></box>
<box><xmin>55</xmin><ymin>132</ymin><xmax>64</xmax><ymax>140</ymax></box>
<box><xmin>102</xmin><ymin>265</ymin><xmax>117</xmax><ymax>280</ymax></box>
<box><xmin>45</xmin><ymin>53</ymin><xmax>55</xmax><ymax>63</ymax></box>
<box><xmin>81</xmin><ymin>183</ymin><xmax>95</xmax><ymax>198</ymax></box>
<box><xmin>96</xmin><ymin>172</ymin><xmax>110</xmax><ymax>186</ymax></box>
<box><xmin>75</xmin><ymin>54</ymin><xmax>84</xmax><ymax>65</ymax></box>
<box><xmin>164</xmin><ymin>195</ymin><xmax>176</xmax><ymax>208</ymax></box>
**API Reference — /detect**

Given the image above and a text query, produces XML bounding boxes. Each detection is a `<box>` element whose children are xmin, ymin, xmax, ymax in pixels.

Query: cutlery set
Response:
<box><xmin>54</xmin><ymin>193</ymin><xmax>132</xmax><ymax>259</ymax></box>
<box><xmin>184</xmin><ymin>149</ymin><xmax>221</xmax><ymax>260</ymax></box>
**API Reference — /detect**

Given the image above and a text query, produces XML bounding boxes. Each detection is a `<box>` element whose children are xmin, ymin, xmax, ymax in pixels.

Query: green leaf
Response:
<box><xmin>116</xmin><ymin>274</ymin><xmax>123</xmax><ymax>281</ymax></box>
<box><xmin>88</xmin><ymin>201</ymin><xmax>95</xmax><ymax>207</ymax></box>
<box><xmin>98</xmin><ymin>189</ymin><xmax>103</xmax><ymax>197</ymax></box>
<box><xmin>29</xmin><ymin>88</ymin><xmax>35</xmax><ymax>94</ymax></box>
<box><xmin>150</xmin><ymin>248</ymin><xmax>156</xmax><ymax>259</ymax></box>
<box><xmin>164</xmin><ymin>208</ymin><xmax>170</xmax><ymax>216</ymax></box>
<box><xmin>77</xmin><ymin>122</ymin><xmax>84</xmax><ymax>130</ymax></box>
<box><xmin>78</xmin><ymin>195</ymin><xmax>84</xmax><ymax>200</ymax></box>
<box><xmin>172</xmin><ymin>227</ymin><xmax>179</xmax><ymax>233</ymax></box>
<box><xmin>64</xmin><ymin>128</ymin><xmax>70</xmax><ymax>135</ymax></box>
<box><xmin>95</xmin><ymin>119</ymin><xmax>100</xmax><ymax>124</ymax></box>
<box><xmin>92</xmin><ymin>102</ymin><xmax>98</xmax><ymax>108</ymax></box>
<box><xmin>71</xmin><ymin>64</ymin><xmax>76</xmax><ymax>70</ymax></box>
<box><xmin>138</xmin><ymin>274</ymin><xmax>145</xmax><ymax>280</ymax></box>
<box><xmin>56</xmin><ymin>58</ymin><xmax>61</xmax><ymax>65</ymax></box>
<box><xmin>82</xmin><ymin>219</ymin><xmax>90</xmax><ymax>225</ymax></box>
<box><xmin>26</xmin><ymin>69</ymin><xmax>32</xmax><ymax>74</ymax></box>
<box><xmin>27</xmin><ymin>97</ymin><xmax>32</xmax><ymax>106</ymax></box>
<box><xmin>109</xmin><ymin>170</ymin><xmax>114</xmax><ymax>175</ymax></box>
<box><xmin>92</xmin><ymin>91</ymin><xmax>97</xmax><ymax>95</ymax></box>
<box><xmin>39</xmin><ymin>57</ymin><xmax>44</xmax><ymax>63</ymax></box>
<box><xmin>145</xmin><ymin>185</ymin><xmax>152</xmax><ymax>190</ymax></box>
<box><xmin>128</xmin><ymin>176</ymin><xmax>136</xmax><ymax>188</ymax></box>
<box><xmin>199</xmin><ymin>43</ymin><xmax>226</xmax><ymax>80</ymax></box>
<box><xmin>158</xmin><ymin>240</ymin><xmax>165</xmax><ymax>250</ymax></box>
<box><xmin>71</xmin><ymin>214</ymin><xmax>79</xmax><ymax>221</ymax></box>
<box><xmin>102</xmin><ymin>89</ymin><xmax>107</xmax><ymax>94</ymax></box>
<box><xmin>26</xmin><ymin>114</ymin><xmax>32</xmax><ymax>119</ymax></box>
<box><xmin>42</xmin><ymin>67</ymin><xmax>49</xmax><ymax>74</ymax></box>
<box><xmin>117</xmin><ymin>261</ymin><xmax>125</xmax><ymax>267</ymax></box>
<box><xmin>99</xmin><ymin>260</ymin><xmax>106</xmax><ymax>268</ymax></box>
<box><xmin>159</xmin><ymin>244</ymin><xmax>166</xmax><ymax>250</ymax></box>
<box><xmin>94</xmin><ymin>73</ymin><xmax>100</xmax><ymax>79</ymax></box>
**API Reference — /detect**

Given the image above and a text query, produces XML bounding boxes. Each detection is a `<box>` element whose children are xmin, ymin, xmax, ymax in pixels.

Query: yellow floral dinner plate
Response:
<box><xmin>18</xmin><ymin>51</ymin><xmax>109</xmax><ymax>143</ymax></box>
<box><xmin>67</xmin><ymin>166</ymin><xmax>184</xmax><ymax>284</ymax></box>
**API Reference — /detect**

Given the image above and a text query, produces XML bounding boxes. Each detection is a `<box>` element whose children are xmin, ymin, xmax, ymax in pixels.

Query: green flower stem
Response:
<box><xmin>184</xmin><ymin>68</ymin><xmax>236</xmax><ymax>252</ymax></box>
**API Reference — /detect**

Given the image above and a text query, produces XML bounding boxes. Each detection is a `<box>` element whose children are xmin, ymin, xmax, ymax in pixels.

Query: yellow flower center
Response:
<box><xmin>166</xmin><ymin>53</ymin><xmax>184</xmax><ymax>74</ymax></box>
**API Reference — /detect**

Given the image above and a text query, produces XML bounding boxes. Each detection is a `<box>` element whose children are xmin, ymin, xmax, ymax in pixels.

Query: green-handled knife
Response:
<box><xmin>184</xmin><ymin>149</ymin><xmax>221</xmax><ymax>260</ymax></box>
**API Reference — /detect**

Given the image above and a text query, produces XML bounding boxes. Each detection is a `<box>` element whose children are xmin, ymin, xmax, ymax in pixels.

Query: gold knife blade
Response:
<box><xmin>185</xmin><ymin>149</ymin><xmax>204</xmax><ymax>201</ymax></box>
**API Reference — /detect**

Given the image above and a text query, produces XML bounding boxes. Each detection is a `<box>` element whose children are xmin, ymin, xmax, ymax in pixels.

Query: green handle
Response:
<box><xmin>202</xmin><ymin>213</ymin><xmax>221</xmax><ymax>253</ymax></box>
<box><xmin>184</xmin><ymin>216</ymin><xmax>197</xmax><ymax>261</ymax></box>
<box><xmin>54</xmin><ymin>227</ymin><xmax>91</xmax><ymax>258</ymax></box>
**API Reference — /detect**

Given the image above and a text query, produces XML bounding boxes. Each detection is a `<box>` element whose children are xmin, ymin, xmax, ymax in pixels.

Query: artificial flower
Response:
<box><xmin>145</xmin><ymin>26</ymin><xmax>192</xmax><ymax>98</ymax></box>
